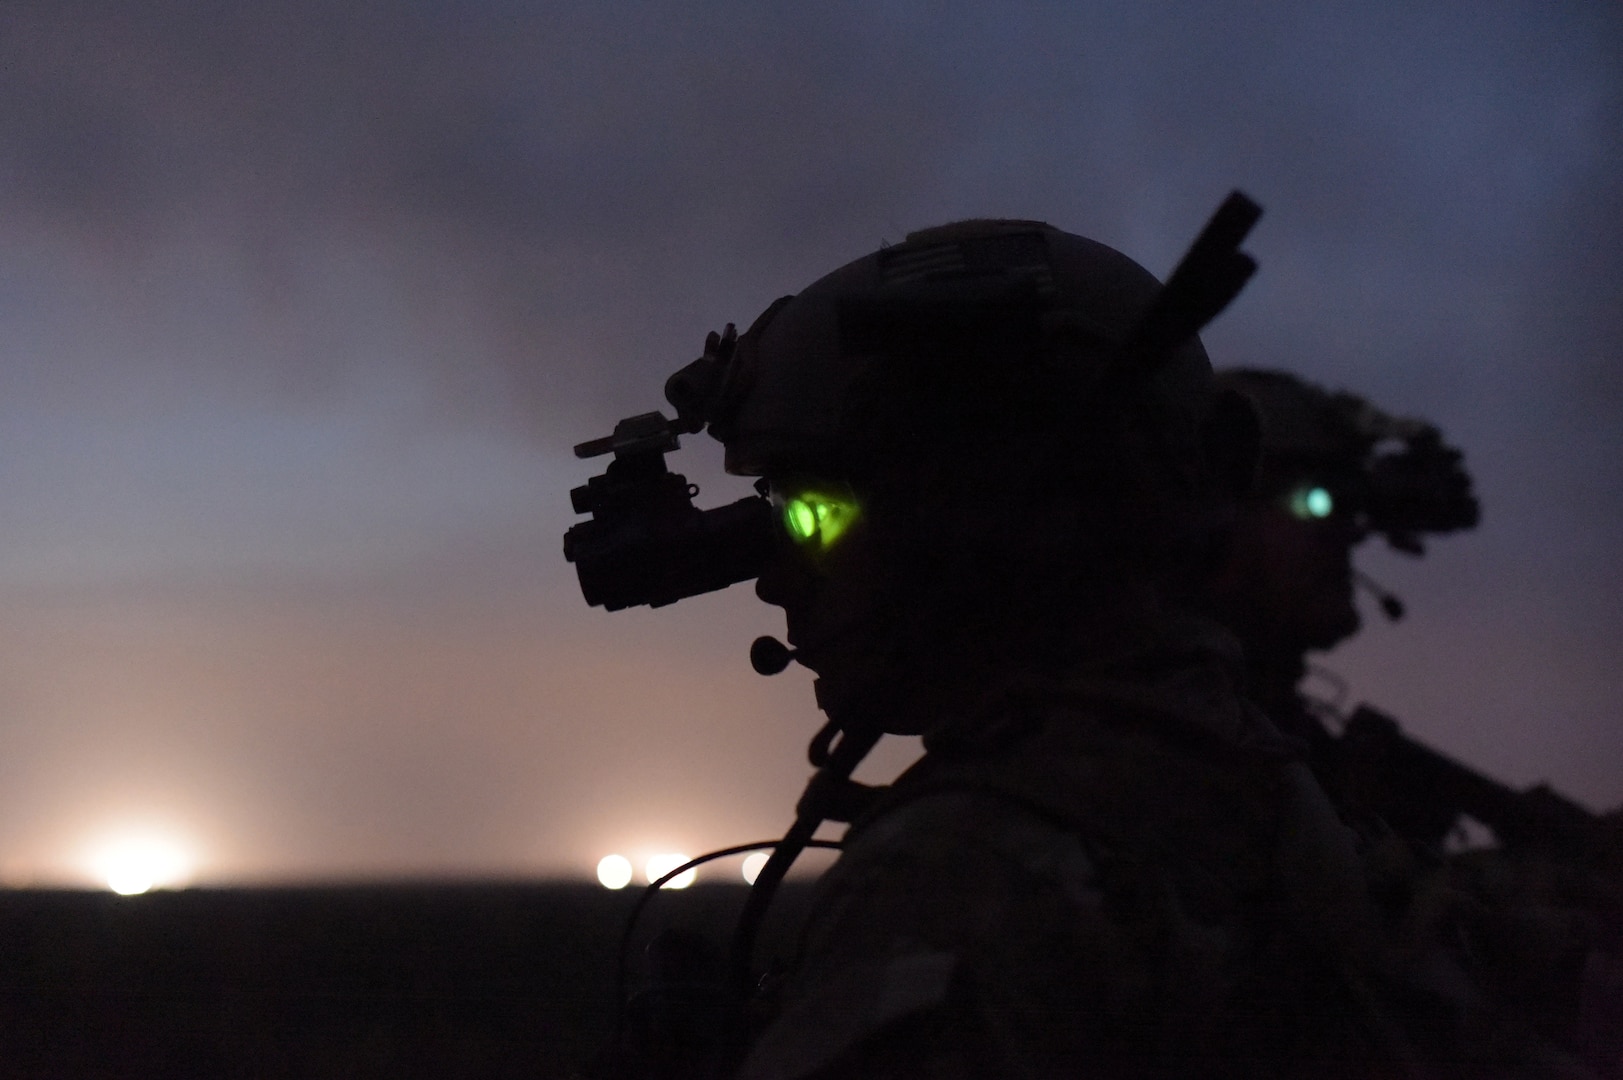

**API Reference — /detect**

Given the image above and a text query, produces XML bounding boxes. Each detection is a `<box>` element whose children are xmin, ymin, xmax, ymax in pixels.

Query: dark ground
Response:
<box><xmin>0</xmin><ymin>881</ymin><xmax>817</xmax><ymax>1079</ymax></box>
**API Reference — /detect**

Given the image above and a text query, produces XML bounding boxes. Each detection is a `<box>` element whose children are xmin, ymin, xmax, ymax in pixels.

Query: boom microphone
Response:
<box><xmin>750</xmin><ymin>636</ymin><xmax>799</xmax><ymax>675</ymax></box>
<box><xmin>1354</xmin><ymin>570</ymin><xmax>1406</xmax><ymax>622</ymax></box>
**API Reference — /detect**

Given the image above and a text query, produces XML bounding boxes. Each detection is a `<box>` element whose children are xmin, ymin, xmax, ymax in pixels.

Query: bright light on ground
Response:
<box><xmin>597</xmin><ymin>854</ymin><xmax>633</xmax><ymax>889</ymax></box>
<box><xmin>645</xmin><ymin>853</ymin><xmax>695</xmax><ymax>889</ymax></box>
<box><xmin>741</xmin><ymin>851</ymin><xmax>770</xmax><ymax>885</ymax></box>
<box><xmin>87</xmin><ymin>831</ymin><xmax>195</xmax><ymax>895</ymax></box>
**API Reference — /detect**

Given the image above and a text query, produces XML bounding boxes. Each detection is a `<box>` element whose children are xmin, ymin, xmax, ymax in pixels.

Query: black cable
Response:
<box><xmin>610</xmin><ymin>838</ymin><xmax>843</xmax><ymax>1034</ymax></box>
<box><xmin>728</xmin><ymin>723</ymin><xmax>882</xmax><ymax>998</ymax></box>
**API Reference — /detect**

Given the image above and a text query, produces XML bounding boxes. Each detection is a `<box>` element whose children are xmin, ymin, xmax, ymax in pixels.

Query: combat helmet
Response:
<box><xmin>1216</xmin><ymin>369</ymin><xmax>1371</xmax><ymax>464</ymax></box>
<box><xmin>715</xmin><ymin>220</ymin><xmax>1214</xmax><ymax>482</ymax></box>
<box><xmin>699</xmin><ymin>205</ymin><xmax>1266</xmax><ymax>553</ymax></box>
<box><xmin>1215</xmin><ymin>368</ymin><xmax>1480</xmax><ymax>554</ymax></box>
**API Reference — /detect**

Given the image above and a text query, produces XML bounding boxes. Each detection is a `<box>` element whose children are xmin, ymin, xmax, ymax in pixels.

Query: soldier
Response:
<box><xmin>1200</xmin><ymin>370</ymin><xmax>1621</xmax><ymax>1076</ymax></box>
<box><xmin>566</xmin><ymin>201</ymin><xmax>1595</xmax><ymax>1077</ymax></box>
<box><xmin>1198</xmin><ymin>368</ymin><xmax>1481</xmax><ymax>845</ymax></box>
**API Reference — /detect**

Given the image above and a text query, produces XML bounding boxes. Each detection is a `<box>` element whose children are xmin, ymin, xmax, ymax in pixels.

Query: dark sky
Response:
<box><xmin>0</xmin><ymin>0</ymin><xmax>1618</xmax><ymax>886</ymax></box>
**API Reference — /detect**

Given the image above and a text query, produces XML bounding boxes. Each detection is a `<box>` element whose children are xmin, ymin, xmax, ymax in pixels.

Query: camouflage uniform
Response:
<box><xmin>1195</xmin><ymin>370</ymin><xmax>1618</xmax><ymax>1078</ymax></box>
<box><xmin>738</xmin><ymin>619</ymin><xmax>1590</xmax><ymax>1080</ymax></box>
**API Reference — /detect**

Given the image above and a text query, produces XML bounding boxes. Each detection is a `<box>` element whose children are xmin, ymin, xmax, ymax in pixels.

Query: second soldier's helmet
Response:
<box><xmin>1215</xmin><ymin>368</ymin><xmax>1480</xmax><ymax>555</ymax></box>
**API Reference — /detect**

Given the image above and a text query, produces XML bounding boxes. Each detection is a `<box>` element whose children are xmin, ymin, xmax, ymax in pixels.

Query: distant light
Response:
<box><xmin>645</xmin><ymin>853</ymin><xmax>695</xmax><ymax>889</ymax></box>
<box><xmin>741</xmin><ymin>851</ymin><xmax>770</xmax><ymax>885</ymax></box>
<box><xmin>108</xmin><ymin>867</ymin><xmax>155</xmax><ymax>896</ymax></box>
<box><xmin>597</xmin><ymin>854</ymin><xmax>633</xmax><ymax>890</ymax></box>
<box><xmin>88</xmin><ymin>832</ymin><xmax>194</xmax><ymax>895</ymax></box>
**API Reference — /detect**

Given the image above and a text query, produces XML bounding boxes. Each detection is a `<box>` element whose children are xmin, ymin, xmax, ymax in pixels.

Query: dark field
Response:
<box><xmin>0</xmin><ymin>882</ymin><xmax>818</xmax><ymax>1079</ymax></box>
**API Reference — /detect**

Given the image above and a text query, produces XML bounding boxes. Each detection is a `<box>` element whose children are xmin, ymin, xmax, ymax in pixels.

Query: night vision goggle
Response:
<box><xmin>1269</xmin><ymin>419</ymin><xmax>1479</xmax><ymax>554</ymax></box>
<box><xmin>773</xmin><ymin>484</ymin><xmax>862</xmax><ymax>551</ymax></box>
<box><xmin>1358</xmin><ymin>422</ymin><xmax>1479</xmax><ymax>553</ymax></box>
<box><xmin>561</xmin><ymin>314</ymin><xmax>873</xmax><ymax>611</ymax></box>
<box><xmin>562</xmin><ymin>411</ymin><xmax>769</xmax><ymax>612</ymax></box>
<box><xmin>562</xmin><ymin>416</ymin><xmax>862</xmax><ymax>612</ymax></box>
<box><xmin>1287</xmin><ymin>483</ymin><xmax>1336</xmax><ymax>521</ymax></box>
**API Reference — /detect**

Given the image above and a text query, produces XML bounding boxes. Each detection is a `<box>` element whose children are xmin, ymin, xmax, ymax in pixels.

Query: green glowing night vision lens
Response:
<box><xmin>774</xmin><ymin>486</ymin><xmax>861</xmax><ymax>550</ymax></box>
<box><xmin>1288</xmin><ymin>485</ymin><xmax>1335</xmax><ymax>520</ymax></box>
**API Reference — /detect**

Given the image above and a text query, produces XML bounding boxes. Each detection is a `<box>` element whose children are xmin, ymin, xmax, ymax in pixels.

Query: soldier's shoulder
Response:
<box><xmin>830</xmin><ymin>787</ymin><xmax>1107</xmax><ymax>911</ymax></box>
<box><xmin>739</xmin><ymin>791</ymin><xmax>1133</xmax><ymax>1080</ymax></box>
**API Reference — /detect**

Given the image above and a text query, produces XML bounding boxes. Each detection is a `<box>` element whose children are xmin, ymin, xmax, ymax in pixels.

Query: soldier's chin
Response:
<box><xmin>811</xmin><ymin>668</ymin><xmax>904</xmax><ymax>734</ymax></box>
<box><xmin>811</xmin><ymin>660</ymin><xmax>938</xmax><ymax>737</ymax></box>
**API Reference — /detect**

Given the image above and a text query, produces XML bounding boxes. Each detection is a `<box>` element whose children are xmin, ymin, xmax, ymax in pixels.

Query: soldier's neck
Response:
<box><xmin>825</xmin><ymin>588</ymin><xmax>1178</xmax><ymax>740</ymax></box>
<box><xmin>1239</xmin><ymin>636</ymin><xmax>1310</xmax><ymax>716</ymax></box>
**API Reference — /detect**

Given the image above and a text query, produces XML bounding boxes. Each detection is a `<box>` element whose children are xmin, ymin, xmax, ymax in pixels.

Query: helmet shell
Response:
<box><xmin>718</xmin><ymin>220</ymin><xmax>1212</xmax><ymax>479</ymax></box>
<box><xmin>1214</xmin><ymin>368</ymin><xmax>1372</xmax><ymax>468</ymax></box>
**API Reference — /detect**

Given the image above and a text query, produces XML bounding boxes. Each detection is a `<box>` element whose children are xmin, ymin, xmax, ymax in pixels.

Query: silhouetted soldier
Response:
<box><xmin>1199</xmin><ymin>368</ymin><xmax>1481</xmax><ymax>846</ymax></box>
<box><xmin>566</xmin><ymin>200</ymin><xmax>1602</xmax><ymax>1077</ymax></box>
<box><xmin>1201</xmin><ymin>368</ymin><xmax>1620</xmax><ymax>1075</ymax></box>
